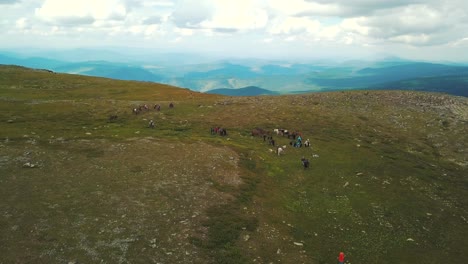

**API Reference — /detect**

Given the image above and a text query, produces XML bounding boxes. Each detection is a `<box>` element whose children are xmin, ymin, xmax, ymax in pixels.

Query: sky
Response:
<box><xmin>1</xmin><ymin>0</ymin><xmax>468</xmax><ymax>62</ymax></box>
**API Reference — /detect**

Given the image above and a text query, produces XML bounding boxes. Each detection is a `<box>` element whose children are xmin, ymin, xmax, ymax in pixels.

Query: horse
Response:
<box><xmin>218</xmin><ymin>128</ymin><xmax>227</xmax><ymax>136</ymax></box>
<box><xmin>169</xmin><ymin>102</ymin><xmax>174</xmax><ymax>108</ymax></box>
<box><xmin>274</xmin><ymin>128</ymin><xmax>287</xmax><ymax>136</ymax></box>
<box><xmin>277</xmin><ymin>147</ymin><xmax>284</xmax><ymax>156</ymax></box>
<box><xmin>108</xmin><ymin>115</ymin><xmax>118</xmax><ymax>122</ymax></box>
<box><xmin>252</xmin><ymin>127</ymin><xmax>268</xmax><ymax>137</ymax></box>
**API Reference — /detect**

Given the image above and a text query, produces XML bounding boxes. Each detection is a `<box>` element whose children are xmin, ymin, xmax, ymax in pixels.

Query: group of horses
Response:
<box><xmin>252</xmin><ymin>127</ymin><xmax>302</xmax><ymax>140</ymax></box>
<box><xmin>132</xmin><ymin>103</ymin><xmax>174</xmax><ymax>115</ymax></box>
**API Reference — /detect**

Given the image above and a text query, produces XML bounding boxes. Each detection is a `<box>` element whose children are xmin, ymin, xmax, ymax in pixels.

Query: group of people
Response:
<box><xmin>290</xmin><ymin>136</ymin><xmax>311</xmax><ymax>148</ymax></box>
<box><xmin>256</xmin><ymin>127</ymin><xmax>315</xmax><ymax>169</ymax></box>
<box><xmin>263</xmin><ymin>135</ymin><xmax>276</xmax><ymax>146</ymax></box>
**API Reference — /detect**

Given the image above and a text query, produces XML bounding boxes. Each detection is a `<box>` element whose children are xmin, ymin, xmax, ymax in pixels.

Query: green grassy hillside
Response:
<box><xmin>1</xmin><ymin>65</ymin><xmax>467</xmax><ymax>264</ymax></box>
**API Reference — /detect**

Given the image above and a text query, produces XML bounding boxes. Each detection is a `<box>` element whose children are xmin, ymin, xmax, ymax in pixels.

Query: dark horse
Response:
<box><xmin>108</xmin><ymin>115</ymin><xmax>118</xmax><ymax>122</ymax></box>
<box><xmin>169</xmin><ymin>102</ymin><xmax>174</xmax><ymax>108</ymax></box>
<box><xmin>251</xmin><ymin>127</ymin><xmax>268</xmax><ymax>137</ymax></box>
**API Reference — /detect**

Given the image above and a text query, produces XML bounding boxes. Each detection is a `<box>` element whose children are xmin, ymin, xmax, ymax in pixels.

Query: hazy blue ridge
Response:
<box><xmin>306</xmin><ymin>63</ymin><xmax>468</xmax><ymax>90</ymax></box>
<box><xmin>184</xmin><ymin>63</ymin><xmax>258</xmax><ymax>79</ymax></box>
<box><xmin>205</xmin><ymin>86</ymin><xmax>279</xmax><ymax>96</ymax></box>
<box><xmin>1</xmin><ymin>51</ymin><xmax>467</xmax><ymax>96</ymax></box>
<box><xmin>54</xmin><ymin>62</ymin><xmax>164</xmax><ymax>82</ymax></box>
<box><xmin>368</xmin><ymin>75</ymin><xmax>468</xmax><ymax>97</ymax></box>
<box><xmin>0</xmin><ymin>54</ymin><xmax>65</xmax><ymax>70</ymax></box>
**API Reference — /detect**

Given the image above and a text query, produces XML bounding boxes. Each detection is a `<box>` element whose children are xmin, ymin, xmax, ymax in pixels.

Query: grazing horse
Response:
<box><xmin>108</xmin><ymin>115</ymin><xmax>118</xmax><ymax>122</ymax></box>
<box><xmin>218</xmin><ymin>128</ymin><xmax>227</xmax><ymax>136</ymax></box>
<box><xmin>274</xmin><ymin>128</ymin><xmax>288</xmax><ymax>136</ymax></box>
<box><xmin>154</xmin><ymin>104</ymin><xmax>161</xmax><ymax>111</ymax></box>
<box><xmin>252</xmin><ymin>127</ymin><xmax>268</xmax><ymax>137</ymax></box>
<box><xmin>277</xmin><ymin>147</ymin><xmax>284</xmax><ymax>156</ymax></box>
<box><xmin>169</xmin><ymin>102</ymin><xmax>174</xmax><ymax>108</ymax></box>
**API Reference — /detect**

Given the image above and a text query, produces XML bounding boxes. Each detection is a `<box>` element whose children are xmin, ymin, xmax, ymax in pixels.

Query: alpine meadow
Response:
<box><xmin>0</xmin><ymin>65</ymin><xmax>467</xmax><ymax>263</ymax></box>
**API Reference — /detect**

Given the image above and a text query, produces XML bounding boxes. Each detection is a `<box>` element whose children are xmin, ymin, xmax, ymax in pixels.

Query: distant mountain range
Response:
<box><xmin>1</xmin><ymin>49</ymin><xmax>467</xmax><ymax>97</ymax></box>
<box><xmin>205</xmin><ymin>86</ymin><xmax>279</xmax><ymax>96</ymax></box>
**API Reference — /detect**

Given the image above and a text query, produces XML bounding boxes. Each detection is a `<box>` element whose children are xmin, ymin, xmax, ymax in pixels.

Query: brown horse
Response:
<box><xmin>251</xmin><ymin>127</ymin><xmax>268</xmax><ymax>137</ymax></box>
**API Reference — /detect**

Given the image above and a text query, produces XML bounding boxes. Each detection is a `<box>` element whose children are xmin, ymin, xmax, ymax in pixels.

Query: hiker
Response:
<box><xmin>301</xmin><ymin>157</ymin><xmax>309</xmax><ymax>169</ymax></box>
<box><xmin>338</xmin><ymin>252</ymin><xmax>345</xmax><ymax>264</ymax></box>
<box><xmin>148</xmin><ymin>119</ymin><xmax>155</xmax><ymax>128</ymax></box>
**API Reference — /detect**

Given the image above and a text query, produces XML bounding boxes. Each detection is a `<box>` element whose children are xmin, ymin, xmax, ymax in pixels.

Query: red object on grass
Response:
<box><xmin>338</xmin><ymin>252</ymin><xmax>345</xmax><ymax>263</ymax></box>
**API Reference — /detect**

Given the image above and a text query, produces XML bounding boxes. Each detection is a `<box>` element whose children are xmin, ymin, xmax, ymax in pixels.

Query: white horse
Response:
<box><xmin>274</xmin><ymin>128</ymin><xmax>288</xmax><ymax>136</ymax></box>
<box><xmin>277</xmin><ymin>147</ymin><xmax>284</xmax><ymax>156</ymax></box>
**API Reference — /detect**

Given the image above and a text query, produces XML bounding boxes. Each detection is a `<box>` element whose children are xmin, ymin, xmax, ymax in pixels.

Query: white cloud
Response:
<box><xmin>340</xmin><ymin>18</ymin><xmax>368</xmax><ymax>35</ymax></box>
<box><xmin>269</xmin><ymin>16</ymin><xmax>321</xmax><ymax>35</ymax></box>
<box><xmin>201</xmin><ymin>1</ymin><xmax>268</xmax><ymax>31</ymax></box>
<box><xmin>1</xmin><ymin>0</ymin><xmax>468</xmax><ymax>61</ymax></box>
<box><xmin>35</xmin><ymin>0</ymin><xmax>128</xmax><ymax>25</ymax></box>
<box><xmin>174</xmin><ymin>27</ymin><xmax>193</xmax><ymax>36</ymax></box>
<box><xmin>170</xmin><ymin>0</ymin><xmax>213</xmax><ymax>28</ymax></box>
<box><xmin>301</xmin><ymin>0</ymin><xmax>425</xmax><ymax>17</ymax></box>
<box><xmin>0</xmin><ymin>0</ymin><xmax>21</xmax><ymax>5</ymax></box>
<box><xmin>15</xmin><ymin>17</ymin><xmax>30</xmax><ymax>29</ymax></box>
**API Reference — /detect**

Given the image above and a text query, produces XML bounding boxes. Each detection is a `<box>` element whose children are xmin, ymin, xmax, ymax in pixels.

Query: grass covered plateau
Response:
<box><xmin>0</xmin><ymin>65</ymin><xmax>467</xmax><ymax>263</ymax></box>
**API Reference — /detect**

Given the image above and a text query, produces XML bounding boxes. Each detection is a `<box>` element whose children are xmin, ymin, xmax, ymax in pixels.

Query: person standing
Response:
<box><xmin>338</xmin><ymin>252</ymin><xmax>345</xmax><ymax>264</ymax></box>
<box><xmin>301</xmin><ymin>157</ymin><xmax>309</xmax><ymax>169</ymax></box>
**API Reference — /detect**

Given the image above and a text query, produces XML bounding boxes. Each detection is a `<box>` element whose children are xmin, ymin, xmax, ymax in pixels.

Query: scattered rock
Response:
<box><xmin>293</xmin><ymin>242</ymin><xmax>303</xmax><ymax>246</ymax></box>
<box><xmin>343</xmin><ymin>182</ymin><xmax>349</xmax><ymax>187</ymax></box>
<box><xmin>243</xmin><ymin>234</ymin><xmax>250</xmax><ymax>241</ymax></box>
<box><xmin>406</xmin><ymin>238</ymin><xmax>414</xmax><ymax>242</ymax></box>
<box><xmin>23</xmin><ymin>162</ymin><xmax>38</xmax><ymax>168</ymax></box>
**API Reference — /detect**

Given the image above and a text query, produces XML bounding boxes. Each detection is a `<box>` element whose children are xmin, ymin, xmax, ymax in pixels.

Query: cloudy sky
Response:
<box><xmin>1</xmin><ymin>0</ymin><xmax>468</xmax><ymax>61</ymax></box>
